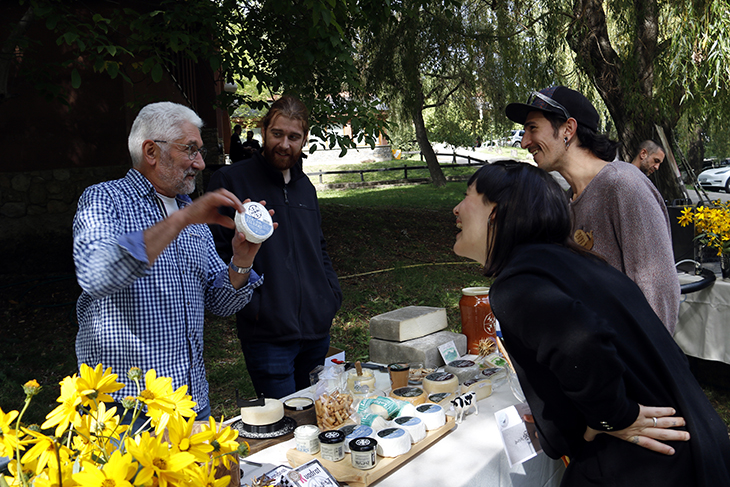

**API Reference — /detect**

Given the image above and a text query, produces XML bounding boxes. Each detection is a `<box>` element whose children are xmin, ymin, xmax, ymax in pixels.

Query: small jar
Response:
<box><xmin>318</xmin><ymin>430</ymin><xmax>346</xmax><ymax>462</ymax></box>
<box><xmin>349</xmin><ymin>437</ymin><xmax>378</xmax><ymax>470</ymax></box>
<box><xmin>294</xmin><ymin>425</ymin><xmax>320</xmax><ymax>455</ymax></box>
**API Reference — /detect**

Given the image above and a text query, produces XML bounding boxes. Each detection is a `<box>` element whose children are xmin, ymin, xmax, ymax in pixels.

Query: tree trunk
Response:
<box><xmin>687</xmin><ymin>124</ymin><xmax>705</xmax><ymax>176</ymax></box>
<box><xmin>412</xmin><ymin>106</ymin><xmax>447</xmax><ymax>187</ymax></box>
<box><xmin>566</xmin><ymin>0</ymin><xmax>684</xmax><ymax>202</ymax></box>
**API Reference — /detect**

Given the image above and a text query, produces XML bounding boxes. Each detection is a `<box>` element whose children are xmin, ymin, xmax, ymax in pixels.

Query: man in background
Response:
<box><xmin>208</xmin><ymin>95</ymin><xmax>342</xmax><ymax>399</ymax></box>
<box><xmin>241</xmin><ymin>130</ymin><xmax>261</xmax><ymax>158</ymax></box>
<box><xmin>630</xmin><ymin>139</ymin><xmax>666</xmax><ymax>177</ymax></box>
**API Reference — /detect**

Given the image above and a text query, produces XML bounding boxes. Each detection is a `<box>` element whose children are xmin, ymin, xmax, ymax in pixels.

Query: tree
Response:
<box><xmin>492</xmin><ymin>0</ymin><xmax>730</xmax><ymax>202</ymax></box>
<box><xmin>2</xmin><ymin>0</ymin><xmax>387</xmax><ymax>153</ymax></box>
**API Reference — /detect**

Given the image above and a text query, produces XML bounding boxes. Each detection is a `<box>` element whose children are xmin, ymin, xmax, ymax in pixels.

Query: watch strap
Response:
<box><xmin>229</xmin><ymin>258</ymin><xmax>253</xmax><ymax>274</ymax></box>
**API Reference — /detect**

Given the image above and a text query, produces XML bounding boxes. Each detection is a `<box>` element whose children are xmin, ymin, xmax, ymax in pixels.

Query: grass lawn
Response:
<box><xmin>2</xmin><ymin>163</ymin><xmax>729</xmax><ymax>434</ymax></box>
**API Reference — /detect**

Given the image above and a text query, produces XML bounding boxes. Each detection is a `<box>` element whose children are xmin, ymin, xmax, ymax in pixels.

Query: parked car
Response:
<box><xmin>503</xmin><ymin>129</ymin><xmax>524</xmax><ymax>147</ymax></box>
<box><xmin>698</xmin><ymin>163</ymin><xmax>730</xmax><ymax>192</ymax></box>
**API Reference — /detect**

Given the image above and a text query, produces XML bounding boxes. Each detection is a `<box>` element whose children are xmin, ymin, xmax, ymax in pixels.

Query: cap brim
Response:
<box><xmin>505</xmin><ymin>102</ymin><xmax>553</xmax><ymax>125</ymax></box>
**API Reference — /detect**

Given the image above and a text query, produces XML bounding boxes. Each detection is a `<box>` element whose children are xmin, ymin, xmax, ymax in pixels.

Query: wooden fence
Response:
<box><xmin>306</xmin><ymin>152</ymin><xmax>489</xmax><ymax>184</ymax></box>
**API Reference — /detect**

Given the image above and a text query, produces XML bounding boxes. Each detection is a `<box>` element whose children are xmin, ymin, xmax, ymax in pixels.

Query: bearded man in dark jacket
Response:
<box><xmin>208</xmin><ymin>96</ymin><xmax>342</xmax><ymax>399</ymax></box>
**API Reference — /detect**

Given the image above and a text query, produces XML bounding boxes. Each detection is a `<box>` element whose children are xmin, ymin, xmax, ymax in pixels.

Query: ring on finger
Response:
<box><xmin>652</xmin><ymin>417</ymin><xmax>658</xmax><ymax>428</ymax></box>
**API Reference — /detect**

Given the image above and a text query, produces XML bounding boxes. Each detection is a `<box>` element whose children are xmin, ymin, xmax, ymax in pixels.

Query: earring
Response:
<box><xmin>564</xmin><ymin>137</ymin><xmax>570</xmax><ymax>149</ymax></box>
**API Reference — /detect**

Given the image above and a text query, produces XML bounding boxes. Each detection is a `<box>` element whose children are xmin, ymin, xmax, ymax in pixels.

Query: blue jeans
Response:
<box><xmin>240</xmin><ymin>336</ymin><xmax>331</xmax><ymax>399</ymax></box>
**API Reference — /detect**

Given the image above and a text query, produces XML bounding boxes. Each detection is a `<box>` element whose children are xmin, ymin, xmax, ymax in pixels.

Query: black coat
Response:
<box><xmin>207</xmin><ymin>153</ymin><xmax>342</xmax><ymax>343</ymax></box>
<box><xmin>490</xmin><ymin>244</ymin><xmax>730</xmax><ymax>486</ymax></box>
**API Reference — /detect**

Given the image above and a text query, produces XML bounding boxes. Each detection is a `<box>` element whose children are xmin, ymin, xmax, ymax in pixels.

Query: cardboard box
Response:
<box><xmin>325</xmin><ymin>346</ymin><xmax>345</xmax><ymax>366</ymax></box>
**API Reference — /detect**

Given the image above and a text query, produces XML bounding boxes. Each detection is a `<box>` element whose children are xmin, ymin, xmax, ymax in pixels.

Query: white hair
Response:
<box><xmin>128</xmin><ymin>102</ymin><xmax>204</xmax><ymax>167</ymax></box>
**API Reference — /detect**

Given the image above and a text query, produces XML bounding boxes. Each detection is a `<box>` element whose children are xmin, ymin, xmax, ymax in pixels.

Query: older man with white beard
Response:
<box><xmin>73</xmin><ymin>101</ymin><xmax>271</xmax><ymax>422</ymax></box>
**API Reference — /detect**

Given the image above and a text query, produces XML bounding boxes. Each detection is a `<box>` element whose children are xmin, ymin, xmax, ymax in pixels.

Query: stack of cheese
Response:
<box><xmin>368</xmin><ymin>306</ymin><xmax>467</xmax><ymax>369</ymax></box>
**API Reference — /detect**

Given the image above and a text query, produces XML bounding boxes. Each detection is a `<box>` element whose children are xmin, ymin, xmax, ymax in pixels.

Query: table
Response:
<box><xmin>234</xmin><ymin>369</ymin><xmax>565</xmax><ymax>487</ymax></box>
<box><xmin>676</xmin><ymin>272</ymin><xmax>730</xmax><ymax>364</ymax></box>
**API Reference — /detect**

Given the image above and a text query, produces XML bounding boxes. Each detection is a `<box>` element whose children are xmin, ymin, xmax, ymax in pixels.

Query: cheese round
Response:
<box><xmin>481</xmin><ymin>367</ymin><xmax>508</xmax><ymax>387</ymax></box>
<box><xmin>392</xmin><ymin>416</ymin><xmax>426</xmax><ymax>444</ymax></box>
<box><xmin>235</xmin><ymin>201</ymin><xmax>274</xmax><ymax>244</ymax></box>
<box><xmin>444</xmin><ymin>359</ymin><xmax>480</xmax><ymax>384</ymax></box>
<box><xmin>461</xmin><ymin>377</ymin><xmax>493</xmax><ymax>401</ymax></box>
<box><xmin>240</xmin><ymin>398</ymin><xmax>284</xmax><ymax>426</ymax></box>
<box><xmin>389</xmin><ymin>387</ymin><xmax>426</xmax><ymax>406</ymax></box>
<box><xmin>360</xmin><ymin>413</ymin><xmax>388</xmax><ymax>431</ymax></box>
<box><xmin>375</xmin><ymin>427</ymin><xmax>412</xmax><ymax>457</ymax></box>
<box><xmin>415</xmin><ymin>403</ymin><xmax>446</xmax><ymax>430</ymax></box>
<box><xmin>422</xmin><ymin>372</ymin><xmax>459</xmax><ymax>395</ymax></box>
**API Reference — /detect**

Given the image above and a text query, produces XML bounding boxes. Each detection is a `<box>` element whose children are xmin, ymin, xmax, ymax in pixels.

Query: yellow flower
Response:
<box><xmin>204</xmin><ymin>416</ymin><xmax>240</xmax><ymax>469</ymax></box>
<box><xmin>41</xmin><ymin>376</ymin><xmax>82</xmax><ymax>437</ymax></box>
<box><xmin>22</xmin><ymin>379</ymin><xmax>41</xmax><ymax>398</ymax></box>
<box><xmin>73</xmin><ymin>449</ymin><xmax>137</xmax><ymax>487</ymax></box>
<box><xmin>147</xmin><ymin>388</ymin><xmax>197</xmax><ymax>436</ymax></box>
<box><xmin>125</xmin><ymin>431</ymin><xmax>195</xmax><ymax>487</ymax></box>
<box><xmin>75</xmin><ymin>401</ymin><xmax>127</xmax><ymax>455</ymax></box>
<box><xmin>184</xmin><ymin>462</ymin><xmax>231</xmax><ymax>487</ymax></box>
<box><xmin>25</xmin><ymin>462</ymin><xmax>78</xmax><ymax>487</ymax></box>
<box><xmin>138</xmin><ymin>369</ymin><xmax>176</xmax><ymax>416</ymax></box>
<box><xmin>20</xmin><ymin>428</ymin><xmax>73</xmax><ymax>475</ymax></box>
<box><xmin>167</xmin><ymin>414</ymin><xmax>214</xmax><ymax>463</ymax></box>
<box><xmin>0</xmin><ymin>407</ymin><xmax>22</xmax><ymax>457</ymax></box>
<box><xmin>678</xmin><ymin>206</ymin><xmax>693</xmax><ymax>227</ymax></box>
<box><xmin>75</xmin><ymin>363</ymin><xmax>125</xmax><ymax>409</ymax></box>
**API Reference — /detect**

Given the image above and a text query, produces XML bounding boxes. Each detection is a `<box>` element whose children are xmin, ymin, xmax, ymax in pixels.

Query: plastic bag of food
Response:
<box><xmin>313</xmin><ymin>365</ymin><xmax>354</xmax><ymax>430</ymax></box>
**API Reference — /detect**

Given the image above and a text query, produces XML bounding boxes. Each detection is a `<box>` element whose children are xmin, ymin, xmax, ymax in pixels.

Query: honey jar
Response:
<box><xmin>459</xmin><ymin>287</ymin><xmax>497</xmax><ymax>355</ymax></box>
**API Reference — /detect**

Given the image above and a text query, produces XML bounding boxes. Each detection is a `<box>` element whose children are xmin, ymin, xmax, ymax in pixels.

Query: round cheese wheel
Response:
<box><xmin>375</xmin><ymin>427</ymin><xmax>412</xmax><ymax>457</ymax></box>
<box><xmin>444</xmin><ymin>359</ymin><xmax>480</xmax><ymax>384</ymax></box>
<box><xmin>360</xmin><ymin>413</ymin><xmax>388</xmax><ymax>431</ymax></box>
<box><xmin>422</xmin><ymin>372</ymin><xmax>459</xmax><ymax>395</ymax></box>
<box><xmin>240</xmin><ymin>398</ymin><xmax>284</xmax><ymax>426</ymax></box>
<box><xmin>235</xmin><ymin>201</ymin><xmax>274</xmax><ymax>244</ymax></box>
<box><xmin>392</xmin><ymin>416</ymin><xmax>426</xmax><ymax>444</ymax></box>
<box><xmin>415</xmin><ymin>403</ymin><xmax>446</xmax><ymax>430</ymax></box>
<box><xmin>389</xmin><ymin>386</ymin><xmax>426</xmax><ymax>406</ymax></box>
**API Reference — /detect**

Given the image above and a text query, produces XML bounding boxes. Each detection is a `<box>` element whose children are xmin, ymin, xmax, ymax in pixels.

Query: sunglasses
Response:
<box><xmin>527</xmin><ymin>91</ymin><xmax>571</xmax><ymax>120</ymax></box>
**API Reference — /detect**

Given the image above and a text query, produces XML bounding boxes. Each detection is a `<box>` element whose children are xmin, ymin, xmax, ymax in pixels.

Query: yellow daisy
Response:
<box><xmin>138</xmin><ymin>369</ymin><xmax>176</xmax><ymax>417</ymax></box>
<box><xmin>73</xmin><ymin>449</ymin><xmax>137</xmax><ymax>487</ymax></box>
<box><xmin>166</xmin><ymin>414</ymin><xmax>213</xmax><ymax>463</ymax></box>
<box><xmin>125</xmin><ymin>431</ymin><xmax>195</xmax><ymax>487</ymax></box>
<box><xmin>146</xmin><ymin>384</ymin><xmax>197</xmax><ymax>435</ymax></box>
<box><xmin>204</xmin><ymin>416</ymin><xmax>240</xmax><ymax>469</ymax></box>
<box><xmin>20</xmin><ymin>428</ymin><xmax>73</xmax><ymax>475</ymax></box>
<box><xmin>184</xmin><ymin>462</ymin><xmax>230</xmax><ymax>487</ymax></box>
<box><xmin>75</xmin><ymin>363</ymin><xmax>125</xmax><ymax>409</ymax></box>
<box><xmin>41</xmin><ymin>375</ymin><xmax>83</xmax><ymax>437</ymax></box>
<box><xmin>0</xmin><ymin>407</ymin><xmax>22</xmax><ymax>457</ymax></box>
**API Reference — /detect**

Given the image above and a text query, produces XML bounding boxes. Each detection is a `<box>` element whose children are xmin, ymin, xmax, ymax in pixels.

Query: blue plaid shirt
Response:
<box><xmin>73</xmin><ymin>169</ymin><xmax>262</xmax><ymax>412</ymax></box>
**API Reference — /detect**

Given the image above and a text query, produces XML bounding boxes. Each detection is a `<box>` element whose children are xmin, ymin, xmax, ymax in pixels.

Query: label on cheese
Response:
<box><xmin>389</xmin><ymin>387</ymin><xmax>426</xmax><ymax>406</ymax></box>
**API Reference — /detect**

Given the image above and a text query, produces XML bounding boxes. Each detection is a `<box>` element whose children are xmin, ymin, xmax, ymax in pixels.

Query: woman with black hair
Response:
<box><xmin>452</xmin><ymin>161</ymin><xmax>730</xmax><ymax>486</ymax></box>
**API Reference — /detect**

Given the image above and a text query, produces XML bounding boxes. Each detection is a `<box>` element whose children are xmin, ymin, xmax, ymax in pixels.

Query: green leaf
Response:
<box><xmin>151</xmin><ymin>63</ymin><xmax>163</xmax><ymax>83</ymax></box>
<box><xmin>63</xmin><ymin>32</ymin><xmax>79</xmax><ymax>45</ymax></box>
<box><xmin>107</xmin><ymin>45</ymin><xmax>117</xmax><ymax>56</ymax></box>
<box><xmin>71</xmin><ymin>69</ymin><xmax>82</xmax><ymax>89</ymax></box>
<box><xmin>107</xmin><ymin>62</ymin><xmax>119</xmax><ymax>79</ymax></box>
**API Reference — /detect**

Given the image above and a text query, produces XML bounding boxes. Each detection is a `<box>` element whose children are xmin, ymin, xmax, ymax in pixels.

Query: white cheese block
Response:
<box><xmin>461</xmin><ymin>377</ymin><xmax>493</xmax><ymax>401</ymax></box>
<box><xmin>389</xmin><ymin>386</ymin><xmax>426</xmax><ymax>406</ymax></box>
<box><xmin>422</xmin><ymin>372</ymin><xmax>459</xmax><ymax>395</ymax></box>
<box><xmin>375</xmin><ymin>427</ymin><xmax>412</xmax><ymax>457</ymax></box>
<box><xmin>339</xmin><ymin>424</ymin><xmax>376</xmax><ymax>453</ymax></box>
<box><xmin>235</xmin><ymin>201</ymin><xmax>274</xmax><ymax>244</ymax></box>
<box><xmin>360</xmin><ymin>413</ymin><xmax>388</xmax><ymax>431</ymax></box>
<box><xmin>480</xmin><ymin>367</ymin><xmax>508</xmax><ymax>387</ymax></box>
<box><xmin>240</xmin><ymin>398</ymin><xmax>284</xmax><ymax>426</ymax></box>
<box><xmin>415</xmin><ymin>403</ymin><xmax>446</xmax><ymax>430</ymax></box>
<box><xmin>444</xmin><ymin>360</ymin><xmax>480</xmax><ymax>384</ymax></box>
<box><xmin>392</xmin><ymin>416</ymin><xmax>426</xmax><ymax>444</ymax></box>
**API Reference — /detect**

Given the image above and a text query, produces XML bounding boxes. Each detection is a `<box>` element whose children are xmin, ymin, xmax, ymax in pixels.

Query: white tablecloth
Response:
<box><xmin>677</xmin><ymin>273</ymin><xmax>730</xmax><ymax>364</ymax></box>
<box><xmin>240</xmin><ymin>369</ymin><xmax>565</xmax><ymax>487</ymax></box>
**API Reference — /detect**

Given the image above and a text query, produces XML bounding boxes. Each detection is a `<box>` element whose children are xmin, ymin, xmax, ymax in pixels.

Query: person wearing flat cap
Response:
<box><xmin>505</xmin><ymin>86</ymin><xmax>680</xmax><ymax>335</ymax></box>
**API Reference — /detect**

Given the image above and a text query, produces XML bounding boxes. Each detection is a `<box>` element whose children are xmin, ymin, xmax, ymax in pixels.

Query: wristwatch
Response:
<box><xmin>229</xmin><ymin>258</ymin><xmax>253</xmax><ymax>274</ymax></box>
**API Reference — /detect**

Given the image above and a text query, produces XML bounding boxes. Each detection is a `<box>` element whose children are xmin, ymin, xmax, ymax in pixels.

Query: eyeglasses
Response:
<box><xmin>527</xmin><ymin>91</ymin><xmax>571</xmax><ymax>120</ymax></box>
<box><xmin>154</xmin><ymin>140</ymin><xmax>208</xmax><ymax>160</ymax></box>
